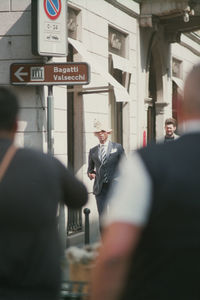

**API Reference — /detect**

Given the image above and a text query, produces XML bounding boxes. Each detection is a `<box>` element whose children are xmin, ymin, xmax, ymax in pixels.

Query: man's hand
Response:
<box><xmin>88</xmin><ymin>173</ymin><xmax>96</xmax><ymax>180</ymax></box>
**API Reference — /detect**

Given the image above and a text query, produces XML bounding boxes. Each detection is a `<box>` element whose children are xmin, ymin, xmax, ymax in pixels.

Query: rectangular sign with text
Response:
<box><xmin>10</xmin><ymin>63</ymin><xmax>90</xmax><ymax>86</ymax></box>
<box><xmin>32</xmin><ymin>0</ymin><xmax>67</xmax><ymax>56</ymax></box>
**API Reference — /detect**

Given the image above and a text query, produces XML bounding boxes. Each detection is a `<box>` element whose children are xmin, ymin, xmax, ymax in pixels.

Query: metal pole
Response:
<box><xmin>83</xmin><ymin>208</ymin><xmax>91</xmax><ymax>245</ymax></box>
<box><xmin>47</xmin><ymin>85</ymin><xmax>54</xmax><ymax>154</ymax></box>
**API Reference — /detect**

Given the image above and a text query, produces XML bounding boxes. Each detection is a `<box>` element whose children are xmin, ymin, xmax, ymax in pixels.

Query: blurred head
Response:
<box><xmin>182</xmin><ymin>64</ymin><xmax>200</xmax><ymax>121</ymax></box>
<box><xmin>165</xmin><ymin>118</ymin><xmax>177</xmax><ymax>137</ymax></box>
<box><xmin>0</xmin><ymin>87</ymin><xmax>19</xmax><ymax>137</ymax></box>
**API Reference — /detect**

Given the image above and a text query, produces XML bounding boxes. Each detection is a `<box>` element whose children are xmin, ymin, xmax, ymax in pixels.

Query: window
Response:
<box><xmin>68</xmin><ymin>7</ymin><xmax>81</xmax><ymax>40</ymax></box>
<box><xmin>172</xmin><ymin>58</ymin><xmax>182</xmax><ymax>79</ymax></box>
<box><xmin>109</xmin><ymin>26</ymin><xmax>128</xmax><ymax>58</ymax></box>
<box><xmin>108</xmin><ymin>27</ymin><xmax>129</xmax><ymax>145</ymax></box>
<box><xmin>172</xmin><ymin>58</ymin><xmax>183</xmax><ymax>134</ymax></box>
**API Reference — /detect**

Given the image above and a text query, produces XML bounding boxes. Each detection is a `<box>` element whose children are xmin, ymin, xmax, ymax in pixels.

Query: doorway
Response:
<box><xmin>67</xmin><ymin>44</ymin><xmax>83</xmax><ymax>236</ymax></box>
<box><xmin>147</xmin><ymin>54</ymin><xmax>157</xmax><ymax>143</ymax></box>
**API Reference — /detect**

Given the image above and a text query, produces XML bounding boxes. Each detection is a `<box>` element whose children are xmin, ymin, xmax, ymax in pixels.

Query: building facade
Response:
<box><xmin>1</xmin><ymin>0</ymin><xmax>200</xmax><ymax>244</ymax></box>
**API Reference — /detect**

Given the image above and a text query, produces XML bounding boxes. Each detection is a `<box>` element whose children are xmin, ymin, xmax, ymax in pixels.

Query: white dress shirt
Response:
<box><xmin>98</xmin><ymin>140</ymin><xmax>109</xmax><ymax>161</ymax></box>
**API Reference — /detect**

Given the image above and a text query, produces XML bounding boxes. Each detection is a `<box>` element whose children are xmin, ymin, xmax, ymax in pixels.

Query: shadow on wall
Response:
<box><xmin>73</xmin><ymin>91</ymin><xmax>86</xmax><ymax>174</ymax></box>
<box><xmin>0</xmin><ymin>4</ymin><xmax>47</xmax><ymax>150</ymax></box>
<box><xmin>12</xmin><ymin>86</ymin><xmax>47</xmax><ymax>150</ymax></box>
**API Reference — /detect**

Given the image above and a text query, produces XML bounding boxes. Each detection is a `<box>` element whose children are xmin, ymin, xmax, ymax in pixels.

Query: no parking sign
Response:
<box><xmin>44</xmin><ymin>0</ymin><xmax>61</xmax><ymax>20</ymax></box>
<box><xmin>32</xmin><ymin>0</ymin><xmax>67</xmax><ymax>56</ymax></box>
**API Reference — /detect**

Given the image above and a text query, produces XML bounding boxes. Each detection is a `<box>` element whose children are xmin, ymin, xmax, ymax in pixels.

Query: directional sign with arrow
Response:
<box><xmin>10</xmin><ymin>63</ymin><xmax>90</xmax><ymax>86</ymax></box>
<box><xmin>14</xmin><ymin>67</ymin><xmax>29</xmax><ymax>82</ymax></box>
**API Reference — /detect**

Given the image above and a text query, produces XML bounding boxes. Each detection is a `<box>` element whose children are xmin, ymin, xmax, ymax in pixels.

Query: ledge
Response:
<box><xmin>155</xmin><ymin>102</ymin><xmax>169</xmax><ymax>114</ymax></box>
<box><xmin>105</xmin><ymin>0</ymin><xmax>140</xmax><ymax>18</ymax></box>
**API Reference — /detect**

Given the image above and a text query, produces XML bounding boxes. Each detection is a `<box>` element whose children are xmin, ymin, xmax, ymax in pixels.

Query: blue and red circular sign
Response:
<box><xmin>44</xmin><ymin>0</ymin><xmax>62</xmax><ymax>20</ymax></box>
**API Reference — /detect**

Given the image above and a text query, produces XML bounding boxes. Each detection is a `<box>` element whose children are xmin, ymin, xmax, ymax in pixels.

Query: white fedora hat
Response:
<box><xmin>93</xmin><ymin>120</ymin><xmax>112</xmax><ymax>133</ymax></box>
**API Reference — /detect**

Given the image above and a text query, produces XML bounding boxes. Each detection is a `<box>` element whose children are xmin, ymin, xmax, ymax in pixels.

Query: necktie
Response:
<box><xmin>100</xmin><ymin>145</ymin><xmax>108</xmax><ymax>183</ymax></box>
<box><xmin>101</xmin><ymin>145</ymin><xmax>107</xmax><ymax>164</ymax></box>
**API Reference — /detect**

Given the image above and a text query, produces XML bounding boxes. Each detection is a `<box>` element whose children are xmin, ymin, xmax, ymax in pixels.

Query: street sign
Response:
<box><xmin>31</xmin><ymin>0</ymin><xmax>67</xmax><ymax>56</ymax></box>
<box><xmin>10</xmin><ymin>63</ymin><xmax>90</xmax><ymax>86</ymax></box>
<box><xmin>44</xmin><ymin>0</ymin><xmax>62</xmax><ymax>20</ymax></box>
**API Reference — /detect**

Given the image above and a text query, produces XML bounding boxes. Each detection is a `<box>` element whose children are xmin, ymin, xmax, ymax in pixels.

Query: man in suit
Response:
<box><xmin>87</xmin><ymin>121</ymin><xmax>124</xmax><ymax>225</ymax></box>
<box><xmin>90</xmin><ymin>65</ymin><xmax>200</xmax><ymax>300</ymax></box>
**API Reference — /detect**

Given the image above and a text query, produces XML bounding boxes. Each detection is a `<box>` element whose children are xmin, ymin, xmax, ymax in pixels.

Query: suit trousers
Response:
<box><xmin>95</xmin><ymin>183</ymin><xmax>110</xmax><ymax>216</ymax></box>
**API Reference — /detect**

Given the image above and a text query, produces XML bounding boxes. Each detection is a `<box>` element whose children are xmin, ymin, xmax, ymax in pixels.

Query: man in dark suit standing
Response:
<box><xmin>87</xmin><ymin>120</ymin><xmax>124</xmax><ymax>224</ymax></box>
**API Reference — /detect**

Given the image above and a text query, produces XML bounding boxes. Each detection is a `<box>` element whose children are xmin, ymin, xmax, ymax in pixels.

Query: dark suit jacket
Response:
<box><xmin>87</xmin><ymin>141</ymin><xmax>124</xmax><ymax>195</ymax></box>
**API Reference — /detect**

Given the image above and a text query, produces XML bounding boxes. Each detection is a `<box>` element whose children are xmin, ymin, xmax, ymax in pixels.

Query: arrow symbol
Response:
<box><xmin>14</xmin><ymin>67</ymin><xmax>28</xmax><ymax>81</ymax></box>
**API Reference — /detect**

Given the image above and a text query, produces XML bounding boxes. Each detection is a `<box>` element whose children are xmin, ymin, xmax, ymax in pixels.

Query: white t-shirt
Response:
<box><xmin>102</xmin><ymin>152</ymin><xmax>152</xmax><ymax>227</ymax></box>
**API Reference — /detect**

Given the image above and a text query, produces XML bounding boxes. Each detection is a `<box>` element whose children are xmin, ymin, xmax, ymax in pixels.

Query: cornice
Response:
<box><xmin>105</xmin><ymin>0</ymin><xmax>140</xmax><ymax>18</ymax></box>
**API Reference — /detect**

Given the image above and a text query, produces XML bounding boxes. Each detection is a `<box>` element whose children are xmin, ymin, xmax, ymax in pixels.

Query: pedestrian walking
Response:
<box><xmin>90</xmin><ymin>64</ymin><xmax>200</xmax><ymax>300</ymax></box>
<box><xmin>87</xmin><ymin>120</ymin><xmax>124</xmax><ymax>230</ymax></box>
<box><xmin>0</xmin><ymin>87</ymin><xmax>88</xmax><ymax>300</ymax></box>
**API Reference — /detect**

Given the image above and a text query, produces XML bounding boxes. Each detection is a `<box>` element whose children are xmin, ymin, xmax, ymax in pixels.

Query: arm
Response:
<box><xmin>87</xmin><ymin>149</ymin><xmax>96</xmax><ymax>180</ymax></box>
<box><xmin>55</xmin><ymin>158</ymin><xmax>88</xmax><ymax>209</ymax></box>
<box><xmin>90</xmin><ymin>222</ymin><xmax>142</xmax><ymax>300</ymax></box>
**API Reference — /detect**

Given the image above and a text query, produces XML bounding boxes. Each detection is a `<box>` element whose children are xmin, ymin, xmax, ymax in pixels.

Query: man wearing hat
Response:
<box><xmin>87</xmin><ymin>120</ymin><xmax>124</xmax><ymax>227</ymax></box>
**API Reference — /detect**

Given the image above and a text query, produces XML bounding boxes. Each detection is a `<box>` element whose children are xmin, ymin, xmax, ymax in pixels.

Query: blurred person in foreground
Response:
<box><xmin>164</xmin><ymin>117</ymin><xmax>179</xmax><ymax>143</ymax></box>
<box><xmin>90</xmin><ymin>64</ymin><xmax>200</xmax><ymax>300</ymax></box>
<box><xmin>0</xmin><ymin>87</ymin><xmax>88</xmax><ymax>300</ymax></box>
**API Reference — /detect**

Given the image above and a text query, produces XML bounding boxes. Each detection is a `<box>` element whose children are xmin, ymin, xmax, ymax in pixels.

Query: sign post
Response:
<box><xmin>47</xmin><ymin>86</ymin><xmax>54</xmax><ymax>154</ymax></box>
<box><xmin>11</xmin><ymin>62</ymin><xmax>90</xmax><ymax>153</ymax></box>
<box><xmin>32</xmin><ymin>0</ymin><xmax>67</xmax><ymax>57</ymax></box>
<box><xmin>10</xmin><ymin>61</ymin><xmax>90</xmax><ymax>153</ymax></box>
<box><xmin>11</xmin><ymin>60</ymin><xmax>90</xmax><ymax>249</ymax></box>
<box><xmin>31</xmin><ymin>0</ymin><xmax>70</xmax><ymax>250</ymax></box>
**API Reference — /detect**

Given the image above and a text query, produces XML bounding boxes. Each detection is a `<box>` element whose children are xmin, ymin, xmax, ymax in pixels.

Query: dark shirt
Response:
<box><xmin>122</xmin><ymin>134</ymin><xmax>200</xmax><ymax>300</ymax></box>
<box><xmin>164</xmin><ymin>136</ymin><xmax>175</xmax><ymax>143</ymax></box>
<box><xmin>0</xmin><ymin>139</ymin><xmax>88</xmax><ymax>300</ymax></box>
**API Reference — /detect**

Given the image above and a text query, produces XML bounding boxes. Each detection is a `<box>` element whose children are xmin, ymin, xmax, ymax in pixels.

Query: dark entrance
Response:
<box><xmin>67</xmin><ymin>44</ymin><xmax>83</xmax><ymax>236</ymax></box>
<box><xmin>147</xmin><ymin>54</ymin><xmax>156</xmax><ymax>143</ymax></box>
